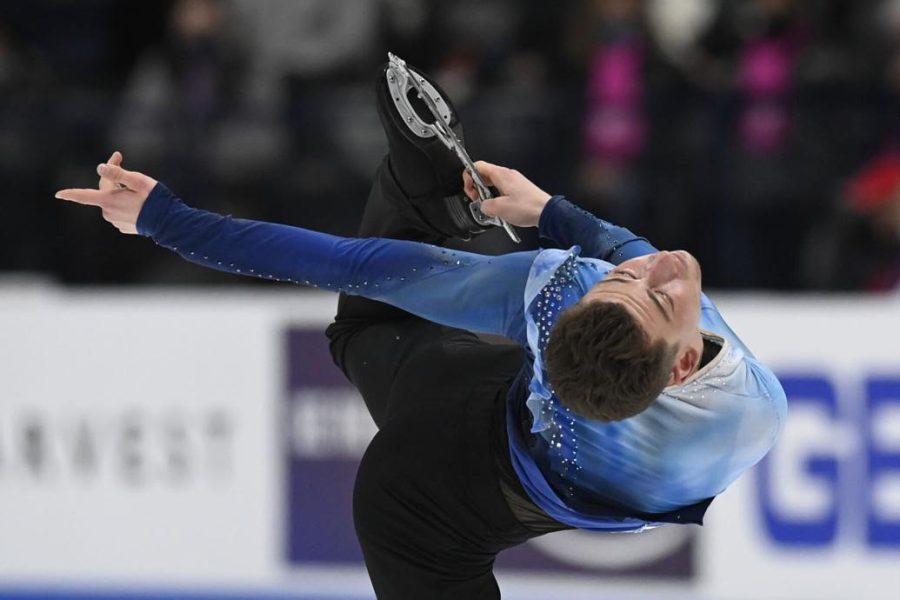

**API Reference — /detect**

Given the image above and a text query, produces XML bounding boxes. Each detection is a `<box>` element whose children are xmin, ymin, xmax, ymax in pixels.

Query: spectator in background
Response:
<box><xmin>802</xmin><ymin>152</ymin><xmax>900</xmax><ymax>292</ymax></box>
<box><xmin>575</xmin><ymin>0</ymin><xmax>649</xmax><ymax>195</ymax></box>
<box><xmin>108</xmin><ymin>0</ymin><xmax>261</xmax><ymax>283</ymax></box>
<box><xmin>429</xmin><ymin>0</ymin><xmax>572</xmax><ymax>202</ymax></box>
<box><xmin>2</xmin><ymin>1</ymin><xmax>173</xmax><ymax>284</ymax></box>
<box><xmin>691</xmin><ymin>0</ymin><xmax>817</xmax><ymax>289</ymax></box>
<box><xmin>379</xmin><ymin>0</ymin><xmax>435</xmax><ymax>66</ymax></box>
<box><xmin>226</xmin><ymin>0</ymin><xmax>384</xmax><ymax>238</ymax></box>
<box><xmin>870</xmin><ymin>0</ymin><xmax>900</xmax><ymax>141</ymax></box>
<box><xmin>5</xmin><ymin>0</ymin><xmax>900</xmax><ymax>290</ymax></box>
<box><xmin>568</xmin><ymin>0</ymin><xmax>694</xmax><ymax>252</ymax></box>
<box><xmin>231</xmin><ymin>0</ymin><xmax>380</xmax><ymax>83</ymax></box>
<box><xmin>112</xmin><ymin>0</ymin><xmax>247</xmax><ymax>213</ymax></box>
<box><xmin>421</xmin><ymin>0</ymin><xmax>525</xmax><ymax>101</ymax></box>
<box><xmin>0</xmin><ymin>19</ymin><xmax>56</xmax><ymax>273</ymax></box>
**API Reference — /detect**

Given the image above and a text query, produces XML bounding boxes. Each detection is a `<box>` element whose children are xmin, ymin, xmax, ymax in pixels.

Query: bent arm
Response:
<box><xmin>137</xmin><ymin>183</ymin><xmax>533</xmax><ymax>341</ymax></box>
<box><xmin>537</xmin><ymin>196</ymin><xmax>658</xmax><ymax>263</ymax></box>
<box><xmin>461</xmin><ymin>161</ymin><xmax>655</xmax><ymax>263</ymax></box>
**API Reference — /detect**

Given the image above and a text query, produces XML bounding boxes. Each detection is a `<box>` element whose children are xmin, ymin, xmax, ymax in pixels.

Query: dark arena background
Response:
<box><xmin>1</xmin><ymin>1</ymin><xmax>899</xmax><ymax>599</ymax></box>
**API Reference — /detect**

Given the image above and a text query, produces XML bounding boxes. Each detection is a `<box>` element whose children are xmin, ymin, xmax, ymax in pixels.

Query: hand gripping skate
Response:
<box><xmin>385</xmin><ymin>53</ymin><xmax>520</xmax><ymax>243</ymax></box>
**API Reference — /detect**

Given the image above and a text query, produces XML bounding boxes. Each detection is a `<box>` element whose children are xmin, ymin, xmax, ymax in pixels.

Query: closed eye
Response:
<box><xmin>595</xmin><ymin>272</ymin><xmax>673</xmax><ymax>322</ymax></box>
<box><xmin>657</xmin><ymin>290</ymin><xmax>674</xmax><ymax>312</ymax></box>
<box><xmin>646</xmin><ymin>288</ymin><xmax>672</xmax><ymax>322</ymax></box>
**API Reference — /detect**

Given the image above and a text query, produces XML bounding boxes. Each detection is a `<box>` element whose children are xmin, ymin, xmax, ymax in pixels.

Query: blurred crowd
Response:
<box><xmin>2</xmin><ymin>0</ymin><xmax>900</xmax><ymax>291</ymax></box>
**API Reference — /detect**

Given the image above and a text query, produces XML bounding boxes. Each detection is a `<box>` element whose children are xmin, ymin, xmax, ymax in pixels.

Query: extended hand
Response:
<box><xmin>462</xmin><ymin>161</ymin><xmax>552</xmax><ymax>228</ymax></box>
<box><xmin>55</xmin><ymin>151</ymin><xmax>157</xmax><ymax>235</ymax></box>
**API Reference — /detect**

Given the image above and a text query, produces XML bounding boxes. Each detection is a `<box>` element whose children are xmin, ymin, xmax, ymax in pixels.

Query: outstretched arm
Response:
<box><xmin>464</xmin><ymin>161</ymin><xmax>658</xmax><ymax>263</ymax></box>
<box><xmin>56</xmin><ymin>154</ymin><xmax>534</xmax><ymax>342</ymax></box>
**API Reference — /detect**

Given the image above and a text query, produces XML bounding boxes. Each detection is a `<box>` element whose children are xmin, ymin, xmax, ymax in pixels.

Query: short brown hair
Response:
<box><xmin>545</xmin><ymin>301</ymin><xmax>676</xmax><ymax>421</ymax></box>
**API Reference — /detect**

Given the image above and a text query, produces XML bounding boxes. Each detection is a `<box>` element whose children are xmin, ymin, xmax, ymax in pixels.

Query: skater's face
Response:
<box><xmin>584</xmin><ymin>250</ymin><xmax>703</xmax><ymax>355</ymax></box>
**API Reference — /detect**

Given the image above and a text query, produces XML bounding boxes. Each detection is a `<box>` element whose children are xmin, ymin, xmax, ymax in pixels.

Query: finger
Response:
<box><xmin>55</xmin><ymin>188</ymin><xmax>109</xmax><ymax>206</ymax></box>
<box><xmin>96</xmin><ymin>163</ymin><xmax>144</xmax><ymax>190</ymax></box>
<box><xmin>99</xmin><ymin>152</ymin><xmax>124</xmax><ymax>191</ymax></box>
<box><xmin>479</xmin><ymin>195</ymin><xmax>510</xmax><ymax>217</ymax></box>
<box><xmin>473</xmin><ymin>160</ymin><xmax>509</xmax><ymax>188</ymax></box>
<box><xmin>462</xmin><ymin>171</ymin><xmax>478</xmax><ymax>201</ymax></box>
<box><xmin>471</xmin><ymin>161</ymin><xmax>495</xmax><ymax>187</ymax></box>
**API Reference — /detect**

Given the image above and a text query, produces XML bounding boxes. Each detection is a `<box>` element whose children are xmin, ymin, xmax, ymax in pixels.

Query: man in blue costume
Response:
<box><xmin>57</xmin><ymin>62</ymin><xmax>786</xmax><ymax>599</ymax></box>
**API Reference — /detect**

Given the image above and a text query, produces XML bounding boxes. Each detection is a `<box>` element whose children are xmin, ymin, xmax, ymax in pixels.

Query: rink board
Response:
<box><xmin>1</xmin><ymin>285</ymin><xmax>899</xmax><ymax>600</ymax></box>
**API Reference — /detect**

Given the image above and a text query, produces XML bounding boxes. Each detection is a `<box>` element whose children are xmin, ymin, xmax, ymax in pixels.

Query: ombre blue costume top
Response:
<box><xmin>137</xmin><ymin>184</ymin><xmax>786</xmax><ymax>532</ymax></box>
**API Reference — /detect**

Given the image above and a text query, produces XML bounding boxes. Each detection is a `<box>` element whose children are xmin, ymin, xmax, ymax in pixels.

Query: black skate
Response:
<box><xmin>377</xmin><ymin>53</ymin><xmax>519</xmax><ymax>242</ymax></box>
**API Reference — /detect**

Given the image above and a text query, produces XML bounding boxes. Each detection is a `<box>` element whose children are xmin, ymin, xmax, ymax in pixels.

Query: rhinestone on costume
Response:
<box><xmin>527</xmin><ymin>251</ymin><xmax>585</xmax><ymax>491</ymax></box>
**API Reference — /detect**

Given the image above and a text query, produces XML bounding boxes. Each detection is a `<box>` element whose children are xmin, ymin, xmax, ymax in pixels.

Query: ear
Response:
<box><xmin>668</xmin><ymin>344</ymin><xmax>701</xmax><ymax>386</ymax></box>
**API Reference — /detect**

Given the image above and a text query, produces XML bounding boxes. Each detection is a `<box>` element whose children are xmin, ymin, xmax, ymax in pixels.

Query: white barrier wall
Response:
<box><xmin>702</xmin><ymin>295</ymin><xmax>900</xmax><ymax>600</ymax></box>
<box><xmin>0</xmin><ymin>285</ymin><xmax>898</xmax><ymax>600</ymax></box>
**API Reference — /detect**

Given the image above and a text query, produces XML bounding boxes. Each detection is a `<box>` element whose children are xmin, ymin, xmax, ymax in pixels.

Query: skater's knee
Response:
<box><xmin>353</xmin><ymin>435</ymin><xmax>393</xmax><ymax>535</ymax></box>
<box><xmin>352</xmin><ymin>430</ymin><xmax>417</xmax><ymax>535</ymax></box>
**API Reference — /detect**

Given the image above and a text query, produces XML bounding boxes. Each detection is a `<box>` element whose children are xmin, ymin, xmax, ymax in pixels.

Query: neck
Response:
<box><xmin>667</xmin><ymin>330</ymin><xmax>707</xmax><ymax>387</ymax></box>
<box><xmin>687</xmin><ymin>330</ymin><xmax>705</xmax><ymax>376</ymax></box>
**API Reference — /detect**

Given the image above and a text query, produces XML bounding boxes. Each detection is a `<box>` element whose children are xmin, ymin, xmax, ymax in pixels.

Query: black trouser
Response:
<box><xmin>325</xmin><ymin>161</ymin><xmax>543</xmax><ymax>599</ymax></box>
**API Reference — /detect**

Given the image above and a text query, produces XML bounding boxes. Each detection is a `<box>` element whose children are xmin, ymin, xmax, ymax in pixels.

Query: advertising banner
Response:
<box><xmin>700</xmin><ymin>297</ymin><xmax>900</xmax><ymax>600</ymax></box>
<box><xmin>3</xmin><ymin>288</ymin><xmax>900</xmax><ymax>600</ymax></box>
<box><xmin>0</xmin><ymin>292</ymin><xmax>279</xmax><ymax>584</ymax></box>
<box><xmin>283</xmin><ymin>328</ymin><xmax>697</xmax><ymax>579</ymax></box>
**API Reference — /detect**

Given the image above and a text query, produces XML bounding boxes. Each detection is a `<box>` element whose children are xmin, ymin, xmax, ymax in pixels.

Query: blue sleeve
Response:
<box><xmin>537</xmin><ymin>196</ymin><xmax>658</xmax><ymax>263</ymax></box>
<box><xmin>136</xmin><ymin>183</ymin><xmax>534</xmax><ymax>342</ymax></box>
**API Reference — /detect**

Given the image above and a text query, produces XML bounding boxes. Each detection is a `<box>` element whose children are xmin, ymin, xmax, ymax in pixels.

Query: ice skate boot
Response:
<box><xmin>377</xmin><ymin>53</ymin><xmax>519</xmax><ymax>242</ymax></box>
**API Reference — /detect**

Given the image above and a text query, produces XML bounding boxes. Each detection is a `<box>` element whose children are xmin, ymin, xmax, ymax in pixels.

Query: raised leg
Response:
<box><xmin>325</xmin><ymin>62</ymin><xmax>536</xmax><ymax>600</ymax></box>
<box><xmin>325</xmin><ymin>61</ymin><xmax>488</xmax><ymax>427</ymax></box>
